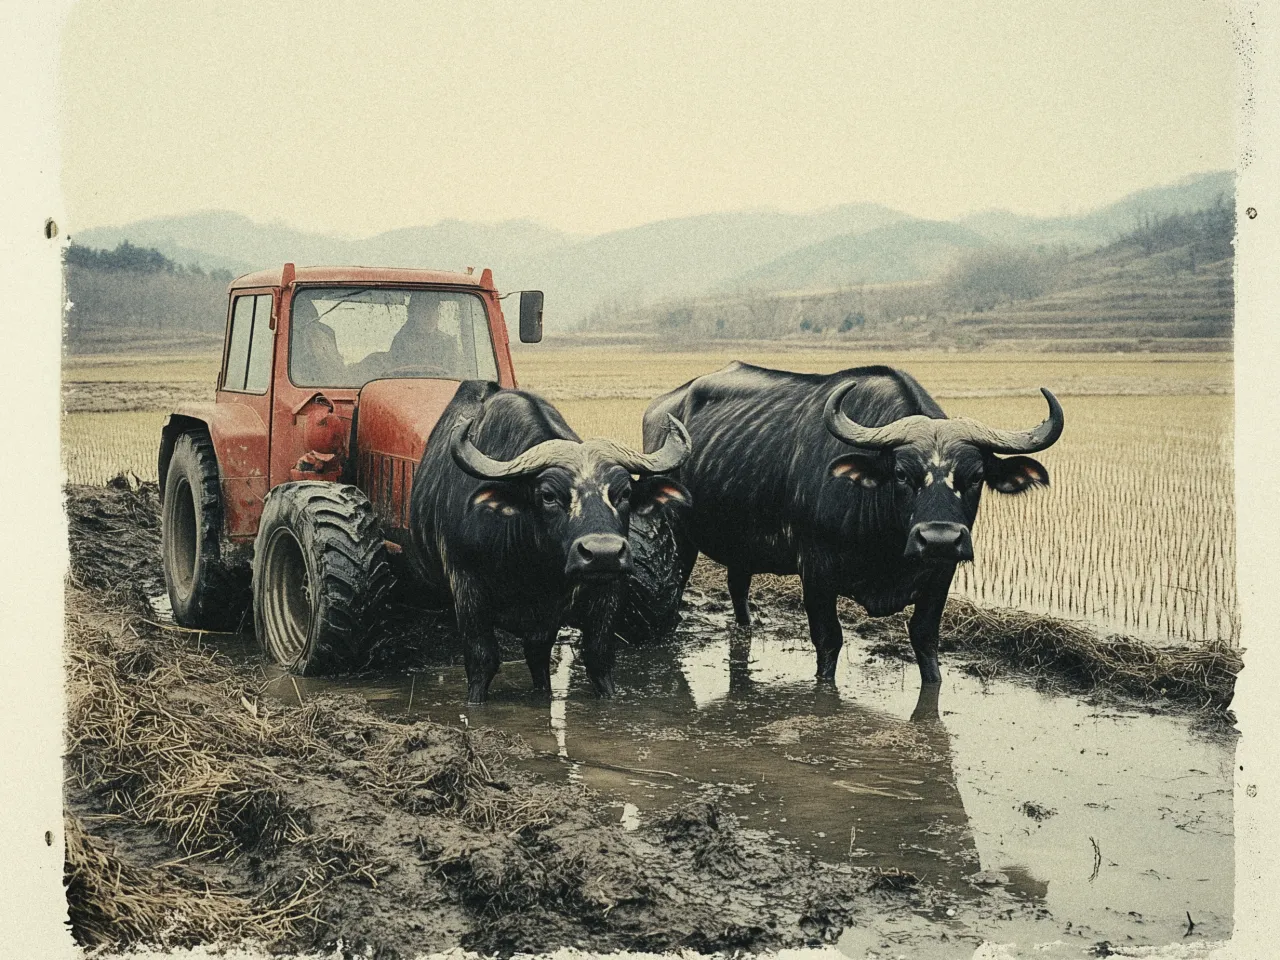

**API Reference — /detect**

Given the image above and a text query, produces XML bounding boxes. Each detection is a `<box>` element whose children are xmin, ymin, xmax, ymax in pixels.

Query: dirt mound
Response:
<box><xmin>65</xmin><ymin>477</ymin><xmax>164</xmax><ymax>611</ymax></box>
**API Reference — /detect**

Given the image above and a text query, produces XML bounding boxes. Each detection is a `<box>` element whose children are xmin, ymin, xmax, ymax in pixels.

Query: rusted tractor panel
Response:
<box><xmin>354</xmin><ymin>379</ymin><xmax>464</xmax><ymax>531</ymax></box>
<box><xmin>161</xmin><ymin>402</ymin><xmax>270</xmax><ymax>541</ymax></box>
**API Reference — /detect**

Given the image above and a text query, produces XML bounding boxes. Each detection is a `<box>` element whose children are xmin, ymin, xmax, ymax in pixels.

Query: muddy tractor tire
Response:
<box><xmin>252</xmin><ymin>482</ymin><xmax>393</xmax><ymax>675</ymax></box>
<box><xmin>161</xmin><ymin>431</ymin><xmax>247</xmax><ymax>629</ymax></box>
<box><xmin>614</xmin><ymin>510</ymin><xmax>687</xmax><ymax>645</ymax></box>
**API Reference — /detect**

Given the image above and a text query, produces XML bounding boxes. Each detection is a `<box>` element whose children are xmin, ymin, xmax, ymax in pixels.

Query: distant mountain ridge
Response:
<box><xmin>72</xmin><ymin>170</ymin><xmax>1233</xmax><ymax>328</ymax></box>
<box><xmin>957</xmin><ymin>170</ymin><xmax>1235</xmax><ymax>247</ymax></box>
<box><xmin>731</xmin><ymin>220</ymin><xmax>989</xmax><ymax>292</ymax></box>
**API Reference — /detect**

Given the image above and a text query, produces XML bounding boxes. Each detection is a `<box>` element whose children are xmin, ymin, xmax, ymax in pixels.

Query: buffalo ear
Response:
<box><xmin>985</xmin><ymin>455</ymin><xmax>1050</xmax><ymax>494</ymax></box>
<box><xmin>829</xmin><ymin>451</ymin><xmax>890</xmax><ymax>488</ymax></box>
<box><xmin>632</xmin><ymin>477</ymin><xmax>692</xmax><ymax>516</ymax></box>
<box><xmin>470</xmin><ymin>483</ymin><xmax>525</xmax><ymax>517</ymax></box>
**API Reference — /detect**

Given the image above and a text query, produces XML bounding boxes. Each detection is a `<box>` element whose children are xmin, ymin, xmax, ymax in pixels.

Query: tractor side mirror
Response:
<box><xmin>518</xmin><ymin>290</ymin><xmax>544</xmax><ymax>343</ymax></box>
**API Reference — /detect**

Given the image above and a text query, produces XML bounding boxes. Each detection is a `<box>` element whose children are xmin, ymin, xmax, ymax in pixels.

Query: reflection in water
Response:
<box><xmin>527</xmin><ymin>635</ymin><xmax>983</xmax><ymax>887</ymax></box>
<box><xmin>258</xmin><ymin>603</ymin><xmax>1234</xmax><ymax>951</ymax></box>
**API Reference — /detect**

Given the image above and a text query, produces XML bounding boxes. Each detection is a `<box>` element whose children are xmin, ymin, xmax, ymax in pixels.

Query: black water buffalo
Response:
<box><xmin>643</xmin><ymin>362</ymin><xmax>1063</xmax><ymax>685</ymax></box>
<box><xmin>410</xmin><ymin>380</ymin><xmax>691</xmax><ymax>703</ymax></box>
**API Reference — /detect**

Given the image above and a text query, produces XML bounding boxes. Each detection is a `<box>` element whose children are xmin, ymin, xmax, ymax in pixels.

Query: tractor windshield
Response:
<box><xmin>289</xmin><ymin>287</ymin><xmax>499</xmax><ymax>388</ymax></box>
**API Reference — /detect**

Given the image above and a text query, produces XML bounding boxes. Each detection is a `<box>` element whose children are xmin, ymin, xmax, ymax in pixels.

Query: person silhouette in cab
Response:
<box><xmin>291</xmin><ymin>298</ymin><xmax>347</xmax><ymax>385</ymax></box>
<box><xmin>389</xmin><ymin>293</ymin><xmax>460</xmax><ymax>375</ymax></box>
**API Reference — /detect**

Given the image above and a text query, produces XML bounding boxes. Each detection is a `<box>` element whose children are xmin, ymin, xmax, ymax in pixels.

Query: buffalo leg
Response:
<box><xmin>727</xmin><ymin>566</ymin><xmax>753</xmax><ymax>626</ymax></box>
<box><xmin>523</xmin><ymin>629</ymin><xmax>557</xmax><ymax>692</ymax></box>
<box><xmin>453</xmin><ymin>577</ymin><xmax>500</xmax><ymax>704</ymax></box>
<box><xmin>908</xmin><ymin>571</ymin><xmax>953</xmax><ymax>685</ymax></box>
<box><xmin>461</xmin><ymin>628</ymin><xmax>501</xmax><ymax>703</ymax></box>
<box><xmin>576</xmin><ymin>587</ymin><xmax>621</xmax><ymax>697</ymax></box>
<box><xmin>801</xmin><ymin>582</ymin><xmax>843</xmax><ymax>681</ymax></box>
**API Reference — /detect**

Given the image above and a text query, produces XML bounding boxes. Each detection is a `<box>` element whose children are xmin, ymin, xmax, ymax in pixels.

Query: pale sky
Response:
<box><xmin>60</xmin><ymin>0</ymin><xmax>1237</xmax><ymax>237</ymax></box>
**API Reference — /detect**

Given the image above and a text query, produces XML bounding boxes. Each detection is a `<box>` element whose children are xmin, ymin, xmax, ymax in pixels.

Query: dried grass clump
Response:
<box><xmin>63</xmin><ymin>814</ymin><xmax>286</xmax><ymax>948</ymax></box>
<box><xmin>66</xmin><ymin>596</ymin><xmax>311</xmax><ymax>859</ymax></box>
<box><xmin>938</xmin><ymin>597</ymin><xmax>1241</xmax><ymax>711</ymax></box>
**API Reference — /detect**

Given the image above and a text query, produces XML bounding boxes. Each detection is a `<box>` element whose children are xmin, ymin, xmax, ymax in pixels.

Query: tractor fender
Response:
<box><xmin>160</xmin><ymin>402</ymin><xmax>270</xmax><ymax>542</ymax></box>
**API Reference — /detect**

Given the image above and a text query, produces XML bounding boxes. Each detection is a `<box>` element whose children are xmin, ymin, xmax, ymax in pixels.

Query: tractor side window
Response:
<box><xmin>224</xmin><ymin>294</ymin><xmax>273</xmax><ymax>394</ymax></box>
<box><xmin>223</xmin><ymin>296</ymin><xmax>254</xmax><ymax>391</ymax></box>
<box><xmin>244</xmin><ymin>295</ymin><xmax>275</xmax><ymax>392</ymax></box>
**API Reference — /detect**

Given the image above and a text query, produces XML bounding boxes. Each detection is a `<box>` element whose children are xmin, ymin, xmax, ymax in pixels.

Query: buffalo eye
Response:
<box><xmin>538</xmin><ymin>487</ymin><xmax>560</xmax><ymax>508</ymax></box>
<box><xmin>894</xmin><ymin>464</ymin><xmax>909</xmax><ymax>485</ymax></box>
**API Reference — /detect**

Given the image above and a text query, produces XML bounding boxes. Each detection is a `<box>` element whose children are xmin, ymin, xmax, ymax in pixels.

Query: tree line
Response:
<box><xmin>1121</xmin><ymin>195</ymin><xmax>1234</xmax><ymax>272</ymax></box>
<box><xmin>64</xmin><ymin>242</ymin><xmax>233</xmax><ymax>352</ymax></box>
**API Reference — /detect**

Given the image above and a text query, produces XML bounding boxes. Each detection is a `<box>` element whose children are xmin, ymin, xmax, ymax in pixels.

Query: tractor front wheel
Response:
<box><xmin>252</xmin><ymin>482</ymin><xmax>392</xmax><ymax>675</ymax></box>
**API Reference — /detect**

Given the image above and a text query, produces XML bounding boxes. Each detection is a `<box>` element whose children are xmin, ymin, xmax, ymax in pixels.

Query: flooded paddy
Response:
<box><xmin>263</xmin><ymin>597</ymin><xmax>1236</xmax><ymax>956</ymax></box>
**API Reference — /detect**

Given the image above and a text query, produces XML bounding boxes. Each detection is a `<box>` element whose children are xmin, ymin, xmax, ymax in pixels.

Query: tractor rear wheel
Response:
<box><xmin>252</xmin><ymin>482</ymin><xmax>392</xmax><ymax>675</ymax></box>
<box><xmin>613</xmin><ymin>510</ymin><xmax>686</xmax><ymax>644</ymax></box>
<box><xmin>161</xmin><ymin>431</ymin><xmax>246</xmax><ymax>629</ymax></box>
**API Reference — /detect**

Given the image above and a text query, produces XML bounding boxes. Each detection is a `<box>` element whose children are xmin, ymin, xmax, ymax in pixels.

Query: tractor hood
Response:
<box><xmin>355</xmin><ymin>379</ymin><xmax>464</xmax><ymax>532</ymax></box>
<box><xmin>356</xmin><ymin>378</ymin><xmax>464</xmax><ymax>466</ymax></box>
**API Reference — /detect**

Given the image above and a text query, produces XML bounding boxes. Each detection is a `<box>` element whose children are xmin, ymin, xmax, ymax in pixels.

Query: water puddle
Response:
<box><xmin>243</xmin><ymin>600</ymin><xmax>1234</xmax><ymax>953</ymax></box>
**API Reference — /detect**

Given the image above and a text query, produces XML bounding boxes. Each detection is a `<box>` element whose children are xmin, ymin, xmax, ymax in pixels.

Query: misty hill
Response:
<box><xmin>727</xmin><ymin>220</ymin><xmax>988</xmax><ymax>292</ymax></box>
<box><xmin>591</xmin><ymin>198</ymin><xmax>1234</xmax><ymax>352</ymax></box>
<box><xmin>74</xmin><ymin>211</ymin><xmax>344</xmax><ymax>275</ymax></box>
<box><xmin>958</xmin><ymin>170</ymin><xmax>1234</xmax><ymax>248</ymax></box>
<box><xmin>73</xmin><ymin>211</ymin><xmax>578</xmax><ymax>280</ymax></box>
<box><xmin>74</xmin><ymin>203</ymin><xmax>909</xmax><ymax>328</ymax></box>
<box><xmin>62</xmin><ymin>241</ymin><xmax>231</xmax><ymax>354</ymax></box>
<box><xmin>526</xmin><ymin>202</ymin><xmax>909</xmax><ymax>318</ymax></box>
<box><xmin>72</xmin><ymin>170</ymin><xmax>1232</xmax><ymax>329</ymax></box>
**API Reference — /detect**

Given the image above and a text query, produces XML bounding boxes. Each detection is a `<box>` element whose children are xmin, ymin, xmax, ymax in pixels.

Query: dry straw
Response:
<box><xmin>63</xmin><ymin>814</ymin><xmax>283</xmax><ymax>948</ymax></box>
<box><xmin>62</xmin><ymin>562</ymin><xmax>575</xmax><ymax>949</ymax></box>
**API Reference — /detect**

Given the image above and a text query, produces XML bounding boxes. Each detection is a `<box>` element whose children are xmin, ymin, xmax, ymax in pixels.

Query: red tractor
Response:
<box><xmin>158</xmin><ymin>263</ymin><xmax>545</xmax><ymax>673</ymax></box>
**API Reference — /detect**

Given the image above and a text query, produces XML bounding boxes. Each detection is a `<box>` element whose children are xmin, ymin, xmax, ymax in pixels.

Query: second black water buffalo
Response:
<box><xmin>643</xmin><ymin>362</ymin><xmax>1064</xmax><ymax>684</ymax></box>
<box><xmin>410</xmin><ymin>380</ymin><xmax>691</xmax><ymax>703</ymax></box>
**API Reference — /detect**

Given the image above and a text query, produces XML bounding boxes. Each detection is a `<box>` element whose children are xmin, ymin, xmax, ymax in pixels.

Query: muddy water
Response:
<box><xmin>250</xmin><ymin>599</ymin><xmax>1235</xmax><ymax>954</ymax></box>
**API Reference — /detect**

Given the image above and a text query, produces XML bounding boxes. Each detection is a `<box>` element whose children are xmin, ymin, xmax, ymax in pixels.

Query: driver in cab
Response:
<box><xmin>387</xmin><ymin>293</ymin><xmax>460</xmax><ymax>374</ymax></box>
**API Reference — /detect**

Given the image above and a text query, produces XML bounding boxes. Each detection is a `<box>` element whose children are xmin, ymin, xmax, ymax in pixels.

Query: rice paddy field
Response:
<box><xmin>62</xmin><ymin>346</ymin><xmax>1236</xmax><ymax>649</ymax></box>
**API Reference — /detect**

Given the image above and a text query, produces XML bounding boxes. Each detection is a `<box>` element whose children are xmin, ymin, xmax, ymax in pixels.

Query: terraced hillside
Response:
<box><xmin>949</xmin><ymin>244</ymin><xmax>1232</xmax><ymax>352</ymax></box>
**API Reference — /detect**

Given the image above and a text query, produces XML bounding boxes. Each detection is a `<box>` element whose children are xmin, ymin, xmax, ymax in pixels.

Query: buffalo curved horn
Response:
<box><xmin>591</xmin><ymin>415</ymin><xmax>692</xmax><ymax>475</ymax></box>
<box><xmin>823</xmin><ymin>381</ymin><xmax>931</xmax><ymax>450</ymax></box>
<box><xmin>823</xmin><ymin>381</ymin><xmax>1064</xmax><ymax>455</ymax></box>
<box><xmin>449</xmin><ymin>417</ymin><xmax>582</xmax><ymax>480</ymax></box>
<box><xmin>948</xmin><ymin>388</ymin><xmax>1065</xmax><ymax>454</ymax></box>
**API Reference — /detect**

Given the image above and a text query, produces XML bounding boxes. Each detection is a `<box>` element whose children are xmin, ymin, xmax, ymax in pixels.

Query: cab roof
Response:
<box><xmin>230</xmin><ymin>265</ymin><xmax>493</xmax><ymax>291</ymax></box>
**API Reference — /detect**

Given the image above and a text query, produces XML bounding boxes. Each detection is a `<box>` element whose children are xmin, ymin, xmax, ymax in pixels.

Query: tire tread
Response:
<box><xmin>252</xmin><ymin>481</ymin><xmax>393</xmax><ymax>674</ymax></box>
